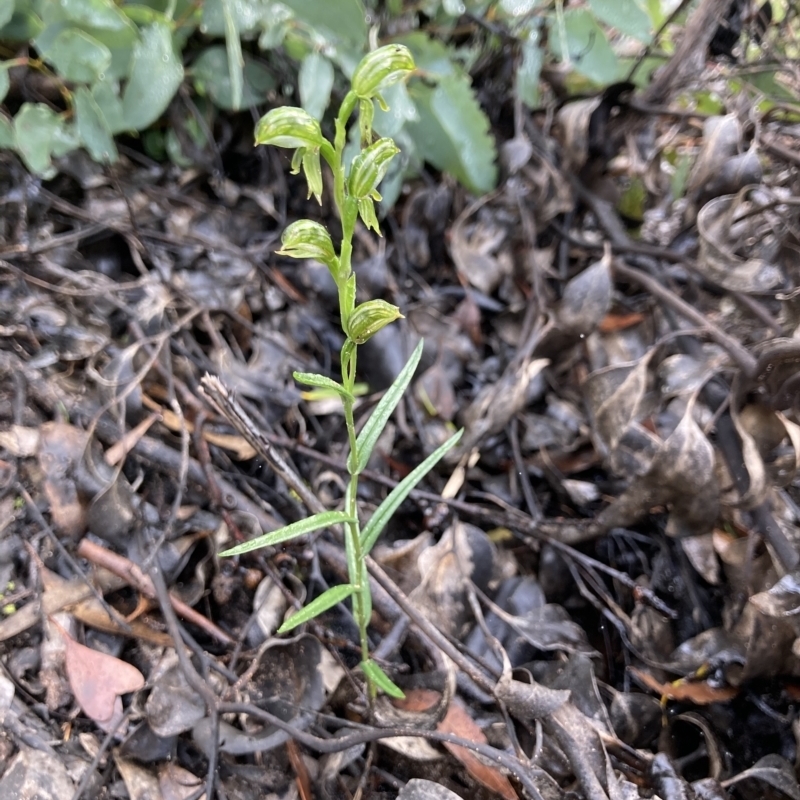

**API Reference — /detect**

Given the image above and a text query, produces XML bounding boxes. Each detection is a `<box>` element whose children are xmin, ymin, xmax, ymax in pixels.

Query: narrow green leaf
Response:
<box><xmin>221</xmin><ymin>511</ymin><xmax>353</xmax><ymax>557</ymax></box>
<box><xmin>354</xmin><ymin>340</ymin><xmax>423</xmax><ymax>474</ymax></box>
<box><xmin>360</xmin><ymin>428</ymin><xmax>463</xmax><ymax>554</ymax></box>
<box><xmin>278</xmin><ymin>583</ymin><xmax>355</xmax><ymax>632</ymax></box>
<box><xmin>362</xmin><ymin>659</ymin><xmax>404</xmax><ymax>698</ymax></box>
<box><xmin>293</xmin><ymin>371</ymin><xmax>354</xmax><ymax>402</ymax></box>
<box><xmin>221</xmin><ymin>0</ymin><xmax>244</xmax><ymax>110</ymax></box>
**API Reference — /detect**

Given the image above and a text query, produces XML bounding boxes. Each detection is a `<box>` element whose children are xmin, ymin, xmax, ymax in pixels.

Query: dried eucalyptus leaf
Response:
<box><xmin>697</xmin><ymin>195</ymin><xmax>784</xmax><ymax>294</ymax></box>
<box><xmin>455</xmin><ymin>357</ymin><xmax>549</xmax><ymax>457</ymax></box>
<box><xmin>584</xmin><ymin>353</ymin><xmax>654</xmax><ymax>456</ymax></box>
<box><xmin>687</xmin><ymin>114</ymin><xmax>741</xmax><ymax>197</ymax></box>
<box><xmin>723</xmin><ymin>754</ymin><xmax>800</xmax><ymax>800</ymax></box>
<box><xmin>730</xmin><ymin>402</ymin><xmax>768</xmax><ymax>509</ymax></box>
<box><xmin>397</xmin><ymin>780</ymin><xmax>464</xmax><ymax>800</ymax></box>
<box><xmin>596</xmin><ymin>398</ymin><xmax>718</xmax><ymax>537</ymax></box>
<box><xmin>556</xmin><ymin>254</ymin><xmax>613</xmax><ymax>337</ymax></box>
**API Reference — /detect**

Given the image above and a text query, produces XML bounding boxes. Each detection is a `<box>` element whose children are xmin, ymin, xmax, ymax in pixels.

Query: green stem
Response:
<box><xmin>341</xmin><ymin>344</ymin><xmax>374</xmax><ymax>697</ymax></box>
<box><xmin>331</xmin><ymin>88</ymin><xmax>376</xmax><ymax>699</ymax></box>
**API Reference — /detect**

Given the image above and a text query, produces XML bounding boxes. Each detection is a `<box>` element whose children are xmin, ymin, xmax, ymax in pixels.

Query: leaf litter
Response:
<box><xmin>3</xmin><ymin>6</ymin><xmax>800</xmax><ymax>800</ymax></box>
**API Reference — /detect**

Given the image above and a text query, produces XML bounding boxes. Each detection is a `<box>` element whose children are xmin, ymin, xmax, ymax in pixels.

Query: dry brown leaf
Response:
<box><xmin>141</xmin><ymin>394</ymin><xmax>256</xmax><ymax>460</ymax></box>
<box><xmin>392</xmin><ymin>690</ymin><xmax>516</xmax><ymax>798</ymax></box>
<box><xmin>630</xmin><ymin>667</ymin><xmax>739</xmax><ymax>705</ymax></box>
<box><xmin>437</xmin><ymin>698</ymin><xmax>517</xmax><ymax>800</ymax></box>
<box><xmin>52</xmin><ymin>618</ymin><xmax>145</xmax><ymax>726</ymax></box>
<box><xmin>598</xmin><ymin>312</ymin><xmax>646</xmax><ymax>333</ymax></box>
<box><xmin>38</xmin><ymin>422</ymin><xmax>89</xmax><ymax>537</ymax></box>
<box><xmin>159</xmin><ymin>763</ymin><xmax>205</xmax><ymax>800</ymax></box>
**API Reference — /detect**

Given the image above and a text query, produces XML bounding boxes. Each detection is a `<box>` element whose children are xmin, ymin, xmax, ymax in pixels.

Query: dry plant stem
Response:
<box><xmin>611</xmin><ymin>259</ymin><xmax>758</xmax><ymax>377</ymax></box>
<box><xmin>75</xmin><ymin>538</ymin><xmax>235</xmax><ymax>646</ymax></box>
<box><xmin>200</xmin><ymin>374</ymin><xmax>325</xmax><ymax>516</ymax></box>
<box><xmin>147</xmin><ymin>546</ymin><xmax>220</xmax><ymax>800</ymax></box>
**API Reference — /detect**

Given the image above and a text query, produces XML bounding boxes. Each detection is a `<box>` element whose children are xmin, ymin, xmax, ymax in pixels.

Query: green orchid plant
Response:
<box><xmin>221</xmin><ymin>45</ymin><xmax>463</xmax><ymax>699</ymax></box>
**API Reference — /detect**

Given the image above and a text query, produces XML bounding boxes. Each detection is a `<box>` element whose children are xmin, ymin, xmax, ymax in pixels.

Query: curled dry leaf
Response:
<box><xmin>595</xmin><ymin>396</ymin><xmax>719</xmax><ymax>537</ymax></box>
<box><xmin>584</xmin><ymin>351</ymin><xmax>655</xmax><ymax>457</ymax></box>
<box><xmin>556</xmin><ymin>252</ymin><xmax>613</xmax><ymax>337</ymax></box>
<box><xmin>53</xmin><ymin>618</ymin><xmax>145</xmax><ymax>730</ymax></box>
<box><xmin>687</xmin><ymin>114</ymin><xmax>742</xmax><ymax>199</ymax></box>
<box><xmin>454</xmin><ymin>357</ymin><xmax>549</xmax><ymax>458</ymax></box>
<box><xmin>449</xmin><ymin>206</ymin><xmax>512</xmax><ymax>295</ymax></box>
<box><xmin>697</xmin><ymin>194</ymin><xmax>784</xmax><ymax>294</ymax></box>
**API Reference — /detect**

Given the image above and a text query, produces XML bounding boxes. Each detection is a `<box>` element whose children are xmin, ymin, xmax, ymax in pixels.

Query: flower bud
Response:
<box><xmin>277</xmin><ymin>219</ymin><xmax>339</xmax><ymax>275</ymax></box>
<box><xmin>255</xmin><ymin>107</ymin><xmax>324</xmax><ymax>149</ymax></box>
<box><xmin>348</xmin><ymin>137</ymin><xmax>399</xmax><ymax>201</ymax></box>
<box><xmin>352</xmin><ymin>45</ymin><xmax>415</xmax><ymax>101</ymax></box>
<box><xmin>346</xmin><ymin>299</ymin><xmax>403</xmax><ymax>344</ymax></box>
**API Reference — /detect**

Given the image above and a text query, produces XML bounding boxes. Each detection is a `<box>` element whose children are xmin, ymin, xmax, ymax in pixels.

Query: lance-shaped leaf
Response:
<box><xmin>362</xmin><ymin>659</ymin><xmax>404</xmax><ymax>699</ymax></box>
<box><xmin>278</xmin><ymin>584</ymin><xmax>355</xmax><ymax>632</ymax></box>
<box><xmin>221</xmin><ymin>511</ymin><xmax>353</xmax><ymax>557</ymax></box>
<box><xmin>293</xmin><ymin>372</ymin><xmax>354</xmax><ymax>402</ymax></box>
<box><xmin>361</xmin><ymin>428</ymin><xmax>463</xmax><ymax>554</ymax></box>
<box><xmin>353</xmin><ymin>339</ymin><xmax>423</xmax><ymax>473</ymax></box>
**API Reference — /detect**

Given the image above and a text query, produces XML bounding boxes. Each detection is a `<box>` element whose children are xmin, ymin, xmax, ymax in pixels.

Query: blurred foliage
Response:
<box><xmin>0</xmin><ymin>0</ymin><xmax>795</xmax><ymax>198</ymax></box>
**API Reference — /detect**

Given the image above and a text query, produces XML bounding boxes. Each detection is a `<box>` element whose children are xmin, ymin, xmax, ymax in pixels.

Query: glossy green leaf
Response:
<box><xmin>74</xmin><ymin>86</ymin><xmax>117</xmax><ymax>162</ymax></box>
<box><xmin>362</xmin><ymin>659</ymin><xmax>404</xmax><ymax>698</ymax></box>
<box><xmin>51</xmin><ymin>120</ymin><xmax>80</xmax><ymax>157</ymax></box>
<box><xmin>589</xmin><ymin>0</ymin><xmax>652</xmax><ymax>42</ymax></box>
<box><xmin>61</xmin><ymin>0</ymin><xmax>129</xmax><ymax>30</ymax></box>
<box><xmin>200</xmin><ymin>0</ymin><xmax>263</xmax><ymax>36</ymax></box>
<box><xmin>278</xmin><ymin>583</ymin><xmax>355</xmax><ymax>632</ymax></box>
<box><xmin>35</xmin><ymin>26</ymin><xmax>111</xmax><ymax>83</ymax></box>
<box><xmin>0</xmin><ymin>0</ymin><xmax>13</xmax><ymax>29</ymax></box>
<box><xmin>406</xmin><ymin>75</ymin><xmax>497</xmax><ymax>194</ymax></box>
<box><xmin>0</xmin><ymin>8</ymin><xmax>43</xmax><ymax>41</ymax></box>
<box><xmin>221</xmin><ymin>511</ymin><xmax>354</xmax><ymax>557</ymax></box>
<box><xmin>280</xmin><ymin>0</ymin><xmax>366</xmax><ymax>47</ymax></box>
<box><xmin>91</xmin><ymin>79</ymin><xmax>125</xmax><ymax>133</ymax></box>
<box><xmin>81</xmin><ymin>18</ymin><xmax>139</xmax><ymax>80</ymax></box>
<box><xmin>293</xmin><ymin>372</ymin><xmax>354</xmax><ymax>402</ymax></box>
<box><xmin>360</xmin><ymin>428</ymin><xmax>463</xmax><ymax>554</ymax></box>
<box><xmin>192</xmin><ymin>46</ymin><xmax>274</xmax><ymax>111</ymax></box>
<box><xmin>0</xmin><ymin>114</ymin><xmax>15</xmax><ymax>148</ymax></box>
<box><xmin>299</xmin><ymin>51</ymin><xmax>334</xmax><ymax>121</ymax></box>
<box><xmin>354</xmin><ymin>340</ymin><xmax>423</xmax><ymax>474</ymax></box>
<box><xmin>549</xmin><ymin>8</ymin><xmax>622</xmax><ymax>86</ymax></box>
<box><xmin>121</xmin><ymin>22</ymin><xmax>184</xmax><ymax>130</ymax></box>
<box><xmin>14</xmin><ymin>102</ymin><xmax>60</xmax><ymax>176</ymax></box>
